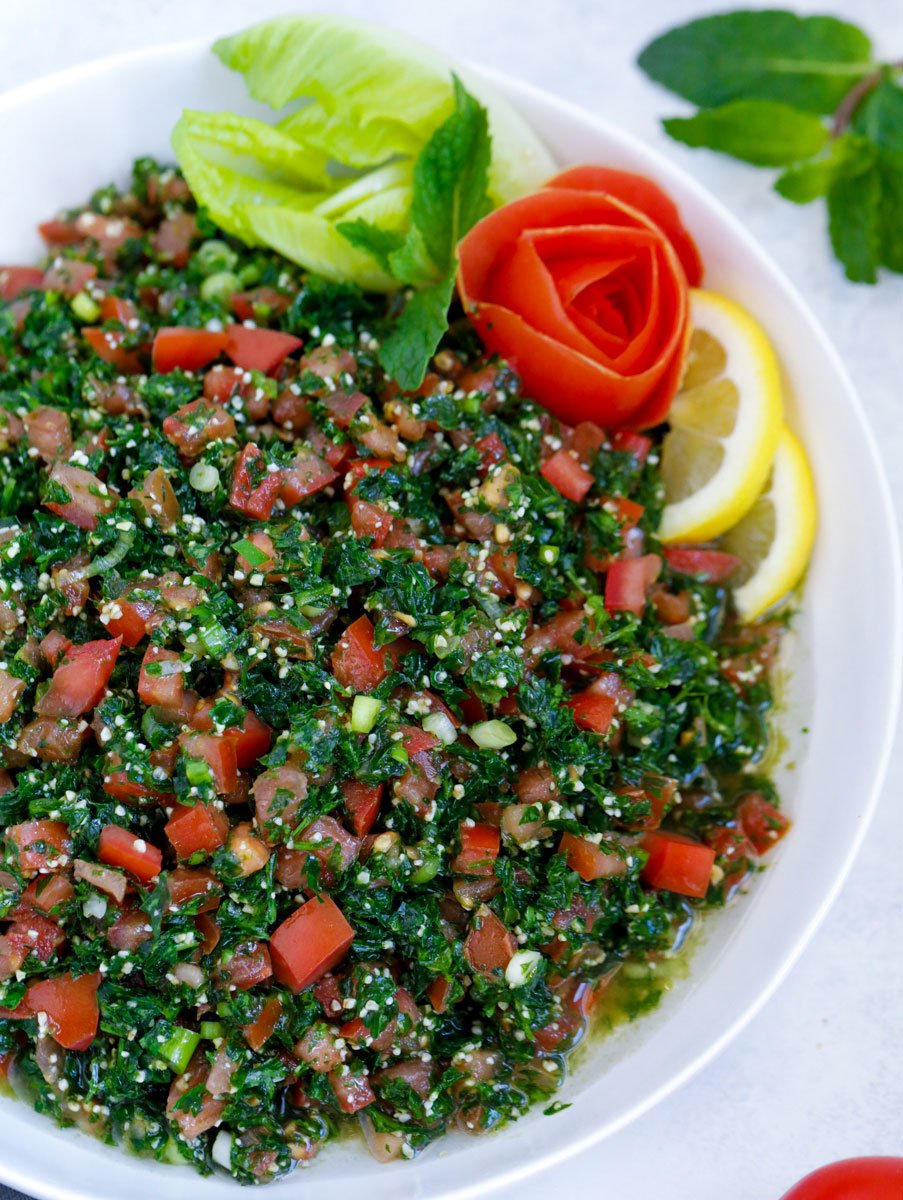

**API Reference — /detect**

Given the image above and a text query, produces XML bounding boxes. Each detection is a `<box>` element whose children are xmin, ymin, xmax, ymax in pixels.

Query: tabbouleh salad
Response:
<box><xmin>0</xmin><ymin>154</ymin><xmax>791</xmax><ymax>1184</ymax></box>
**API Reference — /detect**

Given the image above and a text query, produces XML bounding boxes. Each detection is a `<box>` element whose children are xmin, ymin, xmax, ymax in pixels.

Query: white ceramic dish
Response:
<box><xmin>0</xmin><ymin>38</ymin><xmax>899</xmax><ymax>1200</ymax></box>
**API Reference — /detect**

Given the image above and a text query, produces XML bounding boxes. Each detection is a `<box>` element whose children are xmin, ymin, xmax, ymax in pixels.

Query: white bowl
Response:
<box><xmin>0</xmin><ymin>40</ymin><xmax>899</xmax><ymax>1200</ymax></box>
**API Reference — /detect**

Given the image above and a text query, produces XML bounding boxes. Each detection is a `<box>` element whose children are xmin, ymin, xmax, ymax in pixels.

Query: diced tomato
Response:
<box><xmin>463</xmin><ymin>904</ymin><xmax>516</xmax><ymax>979</ymax></box>
<box><xmin>166</xmin><ymin>866</ymin><xmax>222</xmax><ymax>912</ymax></box>
<box><xmin>269</xmin><ymin>895</ymin><xmax>355</xmax><ymax>992</ymax></box>
<box><xmin>558</xmin><ymin>832</ymin><xmax>625</xmax><ymax>881</ymax></box>
<box><xmin>0</xmin><ymin>266</ymin><xmax>43</xmax><ymax>301</ymax></box>
<box><xmin>41</xmin><ymin>258</ymin><xmax>97</xmax><ymax>296</ymax></box>
<box><xmin>0</xmin><ymin>936</ymin><xmax>27</xmax><ymax>986</ymax></box>
<box><xmin>179</xmin><ymin>733</ymin><xmax>238</xmax><ymax>794</ymax></box>
<box><xmin>0</xmin><ymin>667</ymin><xmax>24</xmax><ymax>724</ymax></box>
<box><xmin>611</xmin><ymin>430</ymin><xmax>652</xmax><ymax>462</ymax></box>
<box><xmin>226</xmin><ymin>822</ymin><xmax>271</xmax><ymax>877</ymax></box>
<box><xmin>343</xmin><ymin>457</ymin><xmax>392</xmax><ymax>495</ymax></box>
<box><xmin>162</xmin><ymin>398</ymin><xmax>237</xmax><ymax>457</ymax></box>
<box><xmin>37</xmin><ymin>637</ymin><xmax>121</xmax><ymax>718</ymax></box>
<box><xmin>138</xmin><ymin>645</ymin><xmax>184</xmax><ymax>709</ymax></box>
<box><xmin>663</xmin><ymin>546</ymin><xmax>743</xmax><ymax>584</ymax></box>
<box><xmin>400</xmin><ymin>725</ymin><xmax>440</xmax><ymax>757</ymax></box>
<box><xmin>705</xmin><ymin>825</ymin><xmax>756</xmax><ymax>896</ymax></box>
<box><xmin>641</xmin><ymin>831</ymin><xmax>715</xmax><ymax>899</ymax></box>
<box><xmin>152</xmin><ymin>210</ymin><xmax>197</xmax><ymax>267</ymax></box>
<box><xmin>737</xmin><ymin>793</ymin><xmax>792</xmax><ymax>854</ymax></box>
<box><xmin>25</xmin><ymin>971</ymin><xmax>100</xmax><ymax>1051</ymax></box>
<box><xmin>452</xmin><ymin>823</ymin><xmax>500</xmax><ymax>875</ymax></box>
<box><xmin>319</xmin><ymin>393</ymin><xmax>365</xmax><ymax>432</ymax></box>
<box><xmin>427</xmin><ymin>976</ymin><xmax>453</xmax><ymax>1014</ymax></box>
<box><xmin>566</xmin><ymin>689</ymin><xmax>617</xmax><ymax>734</ymax></box>
<box><xmin>280</xmin><ymin>450</ymin><xmax>339</xmax><ymax>506</ymax></box>
<box><xmin>242</xmin><ymin>995</ymin><xmax>283</xmax><ymax>1051</ymax></box>
<box><xmin>39</xmin><ymin>631</ymin><xmax>71</xmax><ymax>670</ymax></box>
<box><xmin>102</xmin><ymin>772</ymin><xmax>173</xmax><ymax>805</ymax></box>
<box><xmin>164</xmin><ymin>802</ymin><xmax>230</xmax><ymax>858</ymax></box>
<box><xmin>203</xmin><ymin>365</ymin><xmax>245</xmax><ymax>405</ymax></box>
<box><xmin>6</xmin><ymin>821</ymin><xmax>72</xmax><ymax>877</ymax></box>
<box><xmin>218</xmin><ymin>941</ymin><xmax>272</xmax><ymax>991</ymax></box>
<box><xmin>341</xmin><ymin>780</ymin><xmax>383</xmax><ymax>838</ymax></box>
<box><xmin>166</xmin><ymin>1051</ymin><xmax>226</xmax><ymax>1140</ymax></box>
<box><xmin>230</xmin><ymin>287</ymin><xmax>291</xmax><ymax>323</ymax></box>
<box><xmin>616</xmin><ymin>775</ymin><xmax>676</xmax><ymax>831</ymax></box>
<box><xmin>82</xmin><ymin>327</ymin><xmax>144</xmax><ymax>374</ymax></box>
<box><xmin>152</xmin><ymin>326</ymin><xmax>227</xmax><ymax>373</ymax></box>
<box><xmin>571</xmin><ymin>420</ymin><xmax>606</xmax><ymax>464</ymax></box>
<box><xmin>23</xmin><ymin>406</ymin><xmax>72</xmax><ymax>463</ymax></box>
<box><xmin>194</xmin><ymin>912</ymin><xmax>221</xmax><ymax>957</ymax></box>
<box><xmin>534</xmin><ymin>977</ymin><xmax>598</xmax><ymax>1053</ymax></box>
<box><xmin>39</xmin><ymin>219</ymin><xmax>80</xmax><ymax>244</ymax></box>
<box><xmin>330</xmin><ymin>616</ymin><xmax>388</xmax><ymax>693</ymax></box>
<box><xmin>475</xmin><ymin>432</ymin><xmax>508</xmax><ymax>470</ymax></box>
<box><xmin>128</xmin><ymin>465</ymin><xmax>181</xmax><ymax>532</ymax></box>
<box><xmin>106</xmin><ymin>906</ymin><xmax>153</xmax><ymax>952</ymax></box>
<box><xmin>7</xmin><ymin>913</ymin><xmax>66</xmax><ymax>963</ymax></box>
<box><xmin>293</xmin><ymin>817</ymin><xmax>360</xmax><ymax>886</ymax></box>
<box><xmin>225</xmin><ymin>325</ymin><xmax>302</xmax><ymax>374</ymax></box>
<box><xmin>313</xmin><ymin>974</ymin><xmax>343</xmax><ymax>1020</ymax></box>
<box><xmin>229</xmin><ymin>443</ymin><xmax>282</xmax><ymax>520</ymax></box>
<box><xmin>98</xmin><ymin>295</ymin><xmax>138</xmax><ymax>325</ymax></box>
<box><xmin>460</xmin><ymin>694</ymin><xmax>488</xmax><ymax>725</ymax></box>
<box><xmin>192</xmin><ymin>700</ymin><xmax>272</xmax><ymax>770</ymax></box>
<box><xmin>609</xmin><ymin>495</ymin><xmax>645</xmax><ymax>527</ymax></box>
<box><xmin>605</xmin><ymin>554</ymin><xmax>662</xmax><ymax>616</ymax></box>
<box><xmin>329</xmin><ymin>1068</ymin><xmax>375</xmax><ymax>1114</ymax></box>
<box><xmin>44</xmin><ymin>462</ymin><xmax>118</xmax><ymax>531</ymax></box>
<box><xmin>540</xmin><ymin>448</ymin><xmax>594</xmax><ymax>502</ymax></box>
<box><xmin>233</xmin><ymin>530</ymin><xmax>276</xmax><ymax>575</ymax></box>
<box><xmin>103</xmin><ymin>599</ymin><xmax>149</xmax><ymax>648</ymax></box>
<box><xmin>17</xmin><ymin>718</ymin><xmax>88</xmax><ymax>764</ymax></box>
<box><xmin>348</xmin><ymin>496</ymin><xmax>393</xmax><ymax>546</ymax></box>
<box><xmin>22</xmin><ymin>873</ymin><xmax>75</xmax><ymax>915</ymax></box>
<box><xmin>98</xmin><ymin>824</ymin><xmax>162</xmax><ymax>884</ymax></box>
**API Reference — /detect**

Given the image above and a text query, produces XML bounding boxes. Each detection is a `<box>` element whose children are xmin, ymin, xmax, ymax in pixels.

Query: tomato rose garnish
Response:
<box><xmin>457</xmin><ymin>167</ymin><xmax>701</xmax><ymax>429</ymax></box>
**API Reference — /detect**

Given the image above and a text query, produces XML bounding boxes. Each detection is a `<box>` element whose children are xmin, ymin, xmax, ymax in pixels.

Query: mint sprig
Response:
<box><xmin>339</xmin><ymin>75</ymin><xmax>491</xmax><ymax>388</ymax></box>
<box><xmin>638</xmin><ymin>9</ymin><xmax>903</xmax><ymax>283</ymax></box>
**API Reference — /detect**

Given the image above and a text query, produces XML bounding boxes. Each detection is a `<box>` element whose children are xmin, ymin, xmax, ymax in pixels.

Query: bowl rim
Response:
<box><xmin>0</xmin><ymin>35</ymin><xmax>899</xmax><ymax>1200</ymax></box>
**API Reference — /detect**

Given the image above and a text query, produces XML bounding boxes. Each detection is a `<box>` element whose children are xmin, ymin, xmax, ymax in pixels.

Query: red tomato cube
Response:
<box><xmin>269</xmin><ymin>896</ymin><xmax>354</xmax><ymax>993</ymax></box>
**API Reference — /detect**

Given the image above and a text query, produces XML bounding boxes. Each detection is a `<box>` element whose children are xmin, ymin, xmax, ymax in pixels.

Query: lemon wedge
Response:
<box><xmin>721</xmin><ymin>426</ymin><xmax>817</xmax><ymax>621</ymax></box>
<box><xmin>659</xmin><ymin>289</ymin><xmax>783</xmax><ymax>543</ymax></box>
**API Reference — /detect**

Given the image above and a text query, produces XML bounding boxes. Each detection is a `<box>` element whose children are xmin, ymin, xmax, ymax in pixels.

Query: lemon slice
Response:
<box><xmin>721</xmin><ymin>426</ymin><xmax>817</xmax><ymax>621</ymax></box>
<box><xmin>659</xmin><ymin>289</ymin><xmax>783</xmax><ymax>543</ymax></box>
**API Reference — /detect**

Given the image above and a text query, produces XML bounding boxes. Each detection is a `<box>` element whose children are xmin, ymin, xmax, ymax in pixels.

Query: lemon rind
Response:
<box><xmin>729</xmin><ymin>426</ymin><xmax>817</xmax><ymax>623</ymax></box>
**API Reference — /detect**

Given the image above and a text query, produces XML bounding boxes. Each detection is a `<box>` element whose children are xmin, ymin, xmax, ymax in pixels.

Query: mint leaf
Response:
<box><xmin>336</xmin><ymin>220</ymin><xmax>406</xmax><ymax>274</ymax></box>
<box><xmin>412</xmin><ymin>74</ymin><xmax>492</xmax><ymax>272</ymax></box>
<box><xmin>827</xmin><ymin>164</ymin><xmax>881</xmax><ymax>282</ymax></box>
<box><xmin>387</xmin><ymin>227</ymin><xmax>440</xmax><ymax>287</ymax></box>
<box><xmin>877</xmin><ymin>160</ymin><xmax>903</xmax><ymax>272</ymax></box>
<box><xmin>852</xmin><ymin>79</ymin><xmax>903</xmax><ymax>271</ymax></box>
<box><xmin>774</xmin><ymin>134</ymin><xmax>874</xmax><ymax>203</ymax></box>
<box><xmin>638</xmin><ymin>11</ymin><xmax>874</xmax><ymax>114</ymax></box>
<box><xmin>378</xmin><ymin>272</ymin><xmax>456</xmax><ymax>390</ymax></box>
<box><xmin>853</xmin><ymin>77</ymin><xmax>903</xmax><ymax>155</ymax></box>
<box><xmin>663</xmin><ymin>99</ymin><xmax>828</xmax><ymax>166</ymax></box>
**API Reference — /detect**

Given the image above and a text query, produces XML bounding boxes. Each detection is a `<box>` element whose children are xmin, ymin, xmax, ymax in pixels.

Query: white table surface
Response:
<box><xmin>2</xmin><ymin>1</ymin><xmax>902</xmax><ymax>1197</ymax></box>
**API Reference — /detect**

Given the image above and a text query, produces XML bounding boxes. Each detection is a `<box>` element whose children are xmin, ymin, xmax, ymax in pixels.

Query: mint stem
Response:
<box><xmin>831</xmin><ymin>60</ymin><xmax>903</xmax><ymax>136</ymax></box>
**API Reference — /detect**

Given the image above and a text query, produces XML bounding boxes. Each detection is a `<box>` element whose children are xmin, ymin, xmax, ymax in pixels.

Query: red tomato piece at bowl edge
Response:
<box><xmin>781</xmin><ymin>1157</ymin><xmax>903</xmax><ymax>1200</ymax></box>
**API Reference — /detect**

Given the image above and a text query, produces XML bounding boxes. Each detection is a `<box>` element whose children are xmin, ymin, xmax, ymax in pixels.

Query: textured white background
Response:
<box><xmin>2</xmin><ymin>1</ymin><xmax>902</xmax><ymax>1198</ymax></box>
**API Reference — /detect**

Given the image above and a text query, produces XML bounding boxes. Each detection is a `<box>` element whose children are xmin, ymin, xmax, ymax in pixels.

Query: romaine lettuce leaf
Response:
<box><xmin>172</xmin><ymin>15</ymin><xmax>554</xmax><ymax>288</ymax></box>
